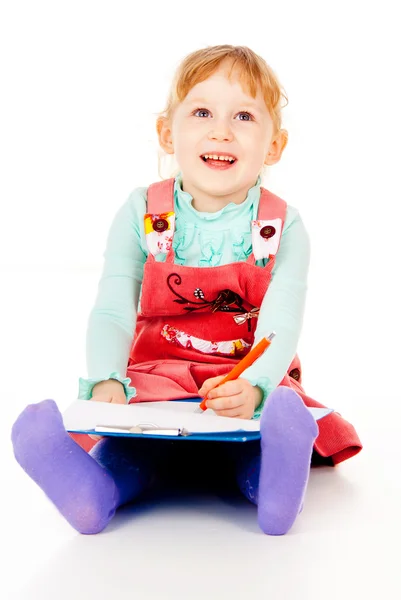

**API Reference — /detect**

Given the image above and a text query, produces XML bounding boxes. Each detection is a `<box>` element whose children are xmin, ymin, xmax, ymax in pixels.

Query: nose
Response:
<box><xmin>207</xmin><ymin>119</ymin><xmax>233</xmax><ymax>142</ymax></box>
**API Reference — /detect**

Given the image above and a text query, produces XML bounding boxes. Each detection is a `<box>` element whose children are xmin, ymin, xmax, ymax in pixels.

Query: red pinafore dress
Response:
<box><xmin>72</xmin><ymin>179</ymin><xmax>362</xmax><ymax>464</ymax></box>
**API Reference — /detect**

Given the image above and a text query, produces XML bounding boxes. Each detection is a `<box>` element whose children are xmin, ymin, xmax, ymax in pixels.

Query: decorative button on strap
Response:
<box><xmin>144</xmin><ymin>211</ymin><xmax>175</xmax><ymax>256</ymax></box>
<box><xmin>289</xmin><ymin>368</ymin><xmax>301</xmax><ymax>381</ymax></box>
<box><xmin>153</xmin><ymin>218</ymin><xmax>169</xmax><ymax>232</ymax></box>
<box><xmin>251</xmin><ymin>218</ymin><xmax>282</xmax><ymax>260</ymax></box>
<box><xmin>260</xmin><ymin>225</ymin><xmax>276</xmax><ymax>239</ymax></box>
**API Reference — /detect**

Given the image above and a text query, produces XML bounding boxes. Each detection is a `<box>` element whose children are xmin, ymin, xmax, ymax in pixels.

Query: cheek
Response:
<box><xmin>174</xmin><ymin>129</ymin><xmax>199</xmax><ymax>161</ymax></box>
<box><xmin>173</xmin><ymin>124</ymin><xmax>195</xmax><ymax>153</ymax></box>
<box><xmin>243</xmin><ymin>135</ymin><xmax>269</xmax><ymax>165</ymax></box>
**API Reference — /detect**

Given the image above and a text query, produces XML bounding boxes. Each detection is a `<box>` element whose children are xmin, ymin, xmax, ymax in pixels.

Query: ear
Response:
<box><xmin>157</xmin><ymin>116</ymin><xmax>174</xmax><ymax>155</ymax></box>
<box><xmin>264</xmin><ymin>129</ymin><xmax>288</xmax><ymax>166</ymax></box>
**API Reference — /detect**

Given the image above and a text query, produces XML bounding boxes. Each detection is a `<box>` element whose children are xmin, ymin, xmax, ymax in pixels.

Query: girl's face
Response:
<box><xmin>160</xmin><ymin>63</ymin><xmax>286</xmax><ymax>210</ymax></box>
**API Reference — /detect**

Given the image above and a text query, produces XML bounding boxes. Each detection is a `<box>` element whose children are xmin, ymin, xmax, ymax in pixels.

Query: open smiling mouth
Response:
<box><xmin>200</xmin><ymin>154</ymin><xmax>237</xmax><ymax>170</ymax></box>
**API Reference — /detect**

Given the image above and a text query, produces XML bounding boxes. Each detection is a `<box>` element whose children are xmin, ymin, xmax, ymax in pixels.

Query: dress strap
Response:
<box><xmin>146</xmin><ymin>178</ymin><xmax>175</xmax><ymax>213</ymax></box>
<box><xmin>145</xmin><ymin>178</ymin><xmax>176</xmax><ymax>262</ymax></box>
<box><xmin>246</xmin><ymin>187</ymin><xmax>288</xmax><ymax>265</ymax></box>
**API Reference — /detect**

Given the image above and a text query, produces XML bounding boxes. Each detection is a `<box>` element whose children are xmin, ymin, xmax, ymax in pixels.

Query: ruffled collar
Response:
<box><xmin>174</xmin><ymin>173</ymin><xmax>261</xmax><ymax>223</ymax></box>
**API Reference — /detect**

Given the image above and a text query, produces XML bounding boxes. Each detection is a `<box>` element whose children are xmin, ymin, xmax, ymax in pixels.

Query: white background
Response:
<box><xmin>1</xmin><ymin>1</ymin><xmax>400</xmax><ymax>598</ymax></box>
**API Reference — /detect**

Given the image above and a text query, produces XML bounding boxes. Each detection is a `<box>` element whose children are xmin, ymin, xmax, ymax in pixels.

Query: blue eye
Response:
<box><xmin>194</xmin><ymin>108</ymin><xmax>210</xmax><ymax>118</ymax></box>
<box><xmin>236</xmin><ymin>112</ymin><xmax>253</xmax><ymax>121</ymax></box>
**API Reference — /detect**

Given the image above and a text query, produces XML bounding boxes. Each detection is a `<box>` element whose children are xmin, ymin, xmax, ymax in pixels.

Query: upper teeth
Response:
<box><xmin>203</xmin><ymin>155</ymin><xmax>235</xmax><ymax>162</ymax></box>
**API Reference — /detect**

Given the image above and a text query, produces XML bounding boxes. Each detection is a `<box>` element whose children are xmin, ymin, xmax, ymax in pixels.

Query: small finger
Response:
<box><xmin>198</xmin><ymin>375</ymin><xmax>226</xmax><ymax>396</ymax></box>
<box><xmin>90</xmin><ymin>397</ymin><xmax>111</xmax><ymax>404</ymax></box>
<box><xmin>88</xmin><ymin>434</ymin><xmax>103</xmax><ymax>441</ymax></box>
<box><xmin>213</xmin><ymin>407</ymin><xmax>245</xmax><ymax>418</ymax></box>
<box><xmin>111</xmin><ymin>397</ymin><xmax>127</xmax><ymax>405</ymax></box>
<box><xmin>207</xmin><ymin>380</ymin><xmax>243</xmax><ymax>399</ymax></box>
<box><xmin>206</xmin><ymin>395</ymin><xmax>243</xmax><ymax>412</ymax></box>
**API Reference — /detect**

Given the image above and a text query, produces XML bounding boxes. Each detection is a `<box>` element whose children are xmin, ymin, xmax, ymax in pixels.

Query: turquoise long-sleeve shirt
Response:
<box><xmin>78</xmin><ymin>174</ymin><xmax>310</xmax><ymax>419</ymax></box>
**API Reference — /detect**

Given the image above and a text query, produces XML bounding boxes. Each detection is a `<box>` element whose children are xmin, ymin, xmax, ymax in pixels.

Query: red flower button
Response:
<box><xmin>289</xmin><ymin>368</ymin><xmax>301</xmax><ymax>381</ymax></box>
<box><xmin>260</xmin><ymin>225</ymin><xmax>276</xmax><ymax>239</ymax></box>
<box><xmin>153</xmin><ymin>218</ymin><xmax>169</xmax><ymax>232</ymax></box>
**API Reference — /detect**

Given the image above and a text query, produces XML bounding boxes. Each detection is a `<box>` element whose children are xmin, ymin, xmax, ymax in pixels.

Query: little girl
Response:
<box><xmin>11</xmin><ymin>45</ymin><xmax>362</xmax><ymax>536</ymax></box>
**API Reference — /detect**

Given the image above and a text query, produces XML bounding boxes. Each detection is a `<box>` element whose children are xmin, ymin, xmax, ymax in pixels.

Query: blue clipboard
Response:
<box><xmin>67</xmin><ymin>398</ymin><xmax>334</xmax><ymax>443</ymax></box>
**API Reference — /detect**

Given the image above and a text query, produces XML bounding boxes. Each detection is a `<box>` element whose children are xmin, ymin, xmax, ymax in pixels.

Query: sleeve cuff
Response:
<box><xmin>78</xmin><ymin>371</ymin><xmax>137</xmax><ymax>402</ymax></box>
<box><xmin>241</xmin><ymin>375</ymin><xmax>275</xmax><ymax>420</ymax></box>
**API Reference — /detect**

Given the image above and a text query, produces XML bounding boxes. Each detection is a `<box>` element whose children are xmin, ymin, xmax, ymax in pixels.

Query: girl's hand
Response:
<box><xmin>198</xmin><ymin>376</ymin><xmax>263</xmax><ymax>420</ymax></box>
<box><xmin>88</xmin><ymin>379</ymin><xmax>127</xmax><ymax>440</ymax></box>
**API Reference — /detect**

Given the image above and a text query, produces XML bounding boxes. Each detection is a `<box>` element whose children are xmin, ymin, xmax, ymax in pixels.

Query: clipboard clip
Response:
<box><xmin>94</xmin><ymin>421</ymin><xmax>190</xmax><ymax>437</ymax></box>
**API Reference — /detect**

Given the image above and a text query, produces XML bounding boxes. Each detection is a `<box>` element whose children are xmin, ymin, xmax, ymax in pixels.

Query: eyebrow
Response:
<box><xmin>186</xmin><ymin>97</ymin><xmax>263</xmax><ymax>111</ymax></box>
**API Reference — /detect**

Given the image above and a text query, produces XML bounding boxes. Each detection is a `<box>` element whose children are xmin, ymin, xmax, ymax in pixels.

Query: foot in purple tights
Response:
<box><xmin>12</xmin><ymin>400</ymin><xmax>139</xmax><ymax>534</ymax></box>
<box><xmin>257</xmin><ymin>387</ymin><xmax>318</xmax><ymax>535</ymax></box>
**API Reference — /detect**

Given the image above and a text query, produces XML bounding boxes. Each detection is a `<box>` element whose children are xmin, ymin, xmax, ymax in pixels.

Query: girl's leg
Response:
<box><xmin>235</xmin><ymin>386</ymin><xmax>318</xmax><ymax>535</ymax></box>
<box><xmin>234</xmin><ymin>442</ymin><xmax>261</xmax><ymax>506</ymax></box>
<box><xmin>11</xmin><ymin>399</ymin><xmax>157</xmax><ymax>534</ymax></box>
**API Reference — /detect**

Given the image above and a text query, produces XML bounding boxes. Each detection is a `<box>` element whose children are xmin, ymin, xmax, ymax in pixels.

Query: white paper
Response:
<box><xmin>63</xmin><ymin>400</ymin><xmax>333</xmax><ymax>435</ymax></box>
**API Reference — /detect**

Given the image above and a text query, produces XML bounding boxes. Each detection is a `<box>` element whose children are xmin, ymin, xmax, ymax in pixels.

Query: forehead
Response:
<box><xmin>183</xmin><ymin>65</ymin><xmax>266</xmax><ymax>108</ymax></box>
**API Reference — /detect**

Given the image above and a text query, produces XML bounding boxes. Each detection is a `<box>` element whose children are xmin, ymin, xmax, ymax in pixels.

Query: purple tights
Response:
<box><xmin>11</xmin><ymin>387</ymin><xmax>318</xmax><ymax>535</ymax></box>
<box><xmin>11</xmin><ymin>400</ymin><xmax>157</xmax><ymax>534</ymax></box>
<box><xmin>235</xmin><ymin>386</ymin><xmax>318</xmax><ymax>534</ymax></box>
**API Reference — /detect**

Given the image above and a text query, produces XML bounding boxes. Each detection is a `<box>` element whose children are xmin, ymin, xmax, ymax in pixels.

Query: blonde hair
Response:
<box><xmin>156</xmin><ymin>45</ymin><xmax>289</xmax><ymax>179</ymax></box>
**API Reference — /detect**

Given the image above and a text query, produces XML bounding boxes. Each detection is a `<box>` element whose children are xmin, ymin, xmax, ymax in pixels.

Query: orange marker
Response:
<box><xmin>197</xmin><ymin>331</ymin><xmax>276</xmax><ymax>412</ymax></box>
